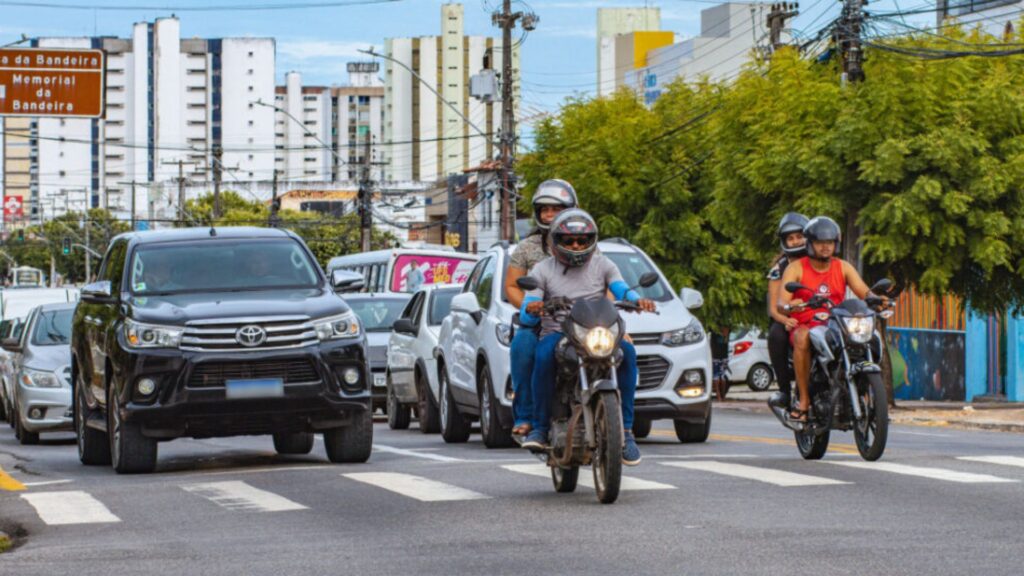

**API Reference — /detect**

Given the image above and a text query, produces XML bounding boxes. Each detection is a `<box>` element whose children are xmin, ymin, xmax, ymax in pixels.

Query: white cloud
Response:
<box><xmin>534</xmin><ymin>25</ymin><xmax>597</xmax><ymax>39</ymax></box>
<box><xmin>278</xmin><ymin>39</ymin><xmax>381</xmax><ymax>62</ymax></box>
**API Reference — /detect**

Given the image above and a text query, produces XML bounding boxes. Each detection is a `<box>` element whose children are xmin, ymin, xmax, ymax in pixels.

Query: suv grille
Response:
<box><xmin>187</xmin><ymin>359</ymin><xmax>321</xmax><ymax>389</ymax></box>
<box><xmin>181</xmin><ymin>316</ymin><xmax>317</xmax><ymax>352</ymax></box>
<box><xmin>629</xmin><ymin>333</ymin><xmax>662</xmax><ymax>346</ymax></box>
<box><xmin>637</xmin><ymin>355</ymin><xmax>670</xmax><ymax>390</ymax></box>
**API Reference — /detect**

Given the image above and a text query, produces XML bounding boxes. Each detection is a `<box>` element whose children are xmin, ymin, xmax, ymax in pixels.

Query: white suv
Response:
<box><xmin>434</xmin><ymin>239</ymin><xmax>712</xmax><ymax>448</ymax></box>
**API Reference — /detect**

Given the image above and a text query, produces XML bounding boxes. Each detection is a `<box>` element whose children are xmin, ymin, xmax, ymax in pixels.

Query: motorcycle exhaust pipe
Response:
<box><xmin>770</xmin><ymin>403</ymin><xmax>805</xmax><ymax>432</ymax></box>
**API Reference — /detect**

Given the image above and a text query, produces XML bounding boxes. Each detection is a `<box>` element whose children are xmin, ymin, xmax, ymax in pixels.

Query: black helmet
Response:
<box><xmin>803</xmin><ymin>216</ymin><xmax>841</xmax><ymax>262</ymax></box>
<box><xmin>549</xmin><ymin>208</ymin><xmax>598</xmax><ymax>268</ymax></box>
<box><xmin>777</xmin><ymin>212</ymin><xmax>809</xmax><ymax>258</ymax></box>
<box><xmin>532</xmin><ymin>179</ymin><xmax>579</xmax><ymax>231</ymax></box>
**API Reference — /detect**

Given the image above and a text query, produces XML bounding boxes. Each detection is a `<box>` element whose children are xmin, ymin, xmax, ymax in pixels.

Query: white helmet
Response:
<box><xmin>532</xmin><ymin>179</ymin><xmax>579</xmax><ymax>231</ymax></box>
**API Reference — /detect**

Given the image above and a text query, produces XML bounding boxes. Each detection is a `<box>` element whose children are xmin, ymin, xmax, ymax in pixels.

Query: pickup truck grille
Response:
<box><xmin>181</xmin><ymin>315</ymin><xmax>317</xmax><ymax>352</ymax></box>
<box><xmin>637</xmin><ymin>355</ymin><xmax>671</xmax><ymax>390</ymax></box>
<box><xmin>187</xmin><ymin>359</ymin><xmax>321</xmax><ymax>389</ymax></box>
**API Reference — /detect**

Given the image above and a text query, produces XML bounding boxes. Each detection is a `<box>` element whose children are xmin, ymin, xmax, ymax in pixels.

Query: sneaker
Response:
<box><xmin>622</xmin><ymin>431</ymin><xmax>642</xmax><ymax>466</ymax></box>
<box><xmin>521</xmin><ymin>429</ymin><xmax>548</xmax><ymax>452</ymax></box>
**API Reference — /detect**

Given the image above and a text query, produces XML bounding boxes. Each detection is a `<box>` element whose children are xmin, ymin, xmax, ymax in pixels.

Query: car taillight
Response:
<box><xmin>733</xmin><ymin>341</ymin><xmax>752</xmax><ymax>355</ymax></box>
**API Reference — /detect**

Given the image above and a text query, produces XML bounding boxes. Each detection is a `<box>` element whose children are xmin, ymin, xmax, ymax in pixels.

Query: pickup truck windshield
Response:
<box><xmin>130</xmin><ymin>239</ymin><xmax>320</xmax><ymax>295</ymax></box>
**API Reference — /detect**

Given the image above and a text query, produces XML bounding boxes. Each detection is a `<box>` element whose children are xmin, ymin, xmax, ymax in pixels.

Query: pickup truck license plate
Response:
<box><xmin>225</xmin><ymin>378</ymin><xmax>284</xmax><ymax>399</ymax></box>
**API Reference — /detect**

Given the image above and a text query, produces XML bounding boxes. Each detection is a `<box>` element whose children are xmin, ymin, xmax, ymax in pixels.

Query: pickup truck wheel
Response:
<box><xmin>273</xmin><ymin>432</ymin><xmax>314</xmax><ymax>455</ymax></box>
<box><xmin>416</xmin><ymin>371</ymin><xmax>440</xmax><ymax>434</ymax></box>
<box><xmin>439</xmin><ymin>369</ymin><xmax>471</xmax><ymax>443</ymax></box>
<box><xmin>386</xmin><ymin>374</ymin><xmax>411</xmax><ymax>430</ymax></box>
<box><xmin>109</xmin><ymin>384</ymin><xmax>157</xmax><ymax>474</ymax></box>
<box><xmin>76</xmin><ymin>376</ymin><xmax>111</xmax><ymax>465</ymax></box>
<box><xmin>323</xmin><ymin>407</ymin><xmax>373</xmax><ymax>463</ymax></box>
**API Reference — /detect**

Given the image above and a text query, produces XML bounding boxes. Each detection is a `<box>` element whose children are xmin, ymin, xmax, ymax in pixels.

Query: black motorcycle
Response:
<box><xmin>770</xmin><ymin>279</ymin><xmax>895</xmax><ymax>461</ymax></box>
<box><xmin>515</xmin><ymin>273</ymin><xmax>657</xmax><ymax>504</ymax></box>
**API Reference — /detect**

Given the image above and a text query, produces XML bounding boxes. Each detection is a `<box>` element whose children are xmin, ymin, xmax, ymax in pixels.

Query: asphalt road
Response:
<box><xmin>1</xmin><ymin>409</ymin><xmax>1022</xmax><ymax>576</ymax></box>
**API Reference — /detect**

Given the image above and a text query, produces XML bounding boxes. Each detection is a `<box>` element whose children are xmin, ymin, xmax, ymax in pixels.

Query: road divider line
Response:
<box><xmin>502</xmin><ymin>463</ymin><xmax>676</xmax><ymax>490</ymax></box>
<box><xmin>343</xmin><ymin>472</ymin><xmax>490</xmax><ymax>502</ymax></box>
<box><xmin>182</xmin><ymin>481</ymin><xmax>308</xmax><ymax>512</ymax></box>
<box><xmin>372</xmin><ymin>444</ymin><xmax>466</xmax><ymax>462</ymax></box>
<box><xmin>662</xmin><ymin>461</ymin><xmax>851</xmax><ymax>487</ymax></box>
<box><xmin>21</xmin><ymin>479</ymin><xmax>73</xmax><ymax>487</ymax></box>
<box><xmin>649</xmin><ymin>431</ymin><xmax>861</xmax><ymax>455</ymax></box>
<box><xmin>20</xmin><ymin>491</ymin><xmax>120</xmax><ymax>525</ymax></box>
<box><xmin>828</xmin><ymin>461</ymin><xmax>1019</xmax><ymax>483</ymax></box>
<box><xmin>0</xmin><ymin>466</ymin><xmax>26</xmax><ymax>491</ymax></box>
<box><xmin>957</xmin><ymin>456</ymin><xmax>1024</xmax><ymax>469</ymax></box>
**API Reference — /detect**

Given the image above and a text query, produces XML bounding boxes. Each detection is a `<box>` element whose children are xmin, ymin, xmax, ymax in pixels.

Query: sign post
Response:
<box><xmin>0</xmin><ymin>48</ymin><xmax>105</xmax><ymax>118</ymax></box>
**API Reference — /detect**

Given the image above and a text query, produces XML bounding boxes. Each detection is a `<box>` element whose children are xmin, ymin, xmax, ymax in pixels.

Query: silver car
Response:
<box><xmin>8</xmin><ymin>302</ymin><xmax>75</xmax><ymax>444</ymax></box>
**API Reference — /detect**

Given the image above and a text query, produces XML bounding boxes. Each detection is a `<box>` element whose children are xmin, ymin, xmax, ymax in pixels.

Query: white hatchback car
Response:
<box><xmin>727</xmin><ymin>327</ymin><xmax>775</xmax><ymax>391</ymax></box>
<box><xmin>434</xmin><ymin>239</ymin><xmax>713</xmax><ymax>448</ymax></box>
<box><xmin>386</xmin><ymin>284</ymin><xmax>461</xmax><ymax>433</ymax></box>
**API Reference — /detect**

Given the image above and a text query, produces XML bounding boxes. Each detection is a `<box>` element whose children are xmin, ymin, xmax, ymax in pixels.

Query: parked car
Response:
<box><xmin>7</xmin><ymin>302</ymin><xmax>76</xmax><ymax>444</ymax></box>
<box><xmin>727</xmin><ymin>327</ymin><xmax>774</xmax><ymax>391</ymax></box>
<box><xmin>434</xmin><ymin>239</ymin><xmax>712</xmax><ymax>448</ymax></box>
<box><xmin>386</xmin><ymin>284</ymin><xmax>461</xmax><ymax>432</ymax></box>
<box><xmin>72</xmin><ymin>227</ymin><xmax>373</xmax><ymax>474</ymax></box>
<box><xmin>341</xmin><ymin>292</ymin><xmax>412</xmax><ymax>413</ymax></box>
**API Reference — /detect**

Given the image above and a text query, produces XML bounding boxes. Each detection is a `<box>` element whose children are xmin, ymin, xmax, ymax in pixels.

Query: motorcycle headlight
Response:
<box><xmin>496</xmin><ymin>322</ymin><xmax>512</xmax><ymax>347</ymax></box>
<box><xmin>575</xmin><ymin>325</ymin><xmax>617</xmax><ymax>358</ymax></box>
<box><xmin>20</xmin><ymin>368</ymin><xmax>62</xmax><ymax>388</ymax></box>
<box><xmin>843</xmin><ymin>316</ymin><xmax>875</xmax><ymax>344</ymax></box>
<box><xmin>124</xmin><ymin>319</ymin><xmax>184</xmax><ymax>349</ymax></box>
<box><xmin>314</xmin><ymin>312</ymin><xmax>361</xmax><ymax>341</ymax></box>
<box><xmin>662</xmin><ymin>319</ymin><xmax>705</xmax><ymax>347</ymax></box>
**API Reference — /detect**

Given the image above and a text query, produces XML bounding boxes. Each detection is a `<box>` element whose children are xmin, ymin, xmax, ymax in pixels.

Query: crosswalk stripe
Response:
<box><xmin>957</xmin><ymin>456</ymin><xmax>1024</xmax><ymax>469</ymax></box>
<box><xmin>182</xmin><ymin>480</ymin><xmax>308</xmax><ymax>512</ymax></box>
<box><xmin>502</xmin><ymin>464</ymin><xmax>676</xmax><ymax>490</ymax></box>
<box><xmin>828</xmin><ymin>461</ymin><xmax>1019</xmax><ymax>483</ymax></box>
<box><xmin>662</xmin><ymin>461</ymin><xmax>850</xmax><ymax>487</ymax></box>
<box><xmin>342</xmin><ymin>473</ymin><xmax>490</xmax><ymax>502</ymax></box>
<box><xmin>20</xmin><ymin>491</ymin><xmax>120</xmax><ymax>525</ymax></box>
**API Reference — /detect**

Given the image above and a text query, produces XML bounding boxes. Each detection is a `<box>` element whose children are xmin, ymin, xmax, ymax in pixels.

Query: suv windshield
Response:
<box><xmin>130</xmin><ymin>239</ymin><xmax>320</xmax><ymax>295</ymax></box>
<box><xmin>604</xmin><ymin>252</ymin><xmax>673</xmax><ymax>302</ymax></box>
<box><xmin>348</xmin><ymin>297</ymin><xmax>409</xmax><ymax>332</ymax></box>
<box><xmin>429</xmin><ymin>288</ymin><xmax>460</xmax><ymax>325</ymax></box>
<box><xmin>32</xmin><ymin>308</ymin><xmax>73</xmax><ymax>346</ymax></box>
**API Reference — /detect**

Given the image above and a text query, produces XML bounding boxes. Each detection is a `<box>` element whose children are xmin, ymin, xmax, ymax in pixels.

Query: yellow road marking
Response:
<box><xmin>650</xmin><ymin>430</ymin><xmax>861</xmax><ymax>455</ymax></box>
<box><xmin>0</xmin><ymin>466</ymin><xmax>26</xmax><ymax>491</ymax></box>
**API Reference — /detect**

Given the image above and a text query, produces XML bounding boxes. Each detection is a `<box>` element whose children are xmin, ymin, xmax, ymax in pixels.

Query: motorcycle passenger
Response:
<box><xmin>505</xmin><ymin>179</ymin><xmax>579</xmax><ymax>437</ymax></box>
<box><xmin>518</xmin><ymin>209</ymin><xmax>656</xmax><ymax>465</ymax></box>
<box><xmin>766</xmin><ymin>212</ymin><xmax>808</xmax><ymax>409</ymax></box>
<box><xmin>777</xmin><ymin>216</ymin><xmax>881</xmax><ymax>422</ymax></box>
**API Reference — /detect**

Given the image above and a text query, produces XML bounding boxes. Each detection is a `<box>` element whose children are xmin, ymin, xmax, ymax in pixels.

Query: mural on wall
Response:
<box><xmin>887</xmin><ymin>329</ymin><xmax>966</xmax><ymax>401</ymax></box>
<box><xmin>392</xmin><ymin>255</ymin><xmax>475</xmax><ymax>293</ymax></box>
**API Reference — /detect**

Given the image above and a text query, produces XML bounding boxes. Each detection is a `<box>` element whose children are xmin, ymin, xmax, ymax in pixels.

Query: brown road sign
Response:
<box><xmin>0</xmin><ymin>48</ymin><xmax>105</xmax><ymax>118</ymax></box>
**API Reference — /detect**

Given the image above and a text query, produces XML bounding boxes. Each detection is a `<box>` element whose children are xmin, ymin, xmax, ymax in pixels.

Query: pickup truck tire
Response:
<box><xmin>75</xmin><ymin>373</ymin><xmax>111</xmax><ymax>465</ymax></box>
<box><xmin>324</xmin><ymin>407</ymin><xmax>373</xmax><ymax>463</ymax></box>
<box><xmin>273</xmin><ymin>432</ymin><xmax>315</xmax><ymax>455</ymax></box>
<box><xmin>109</xmin><ymin>385</ymin><xmax>158</xmax><ymax>474</ymax></box>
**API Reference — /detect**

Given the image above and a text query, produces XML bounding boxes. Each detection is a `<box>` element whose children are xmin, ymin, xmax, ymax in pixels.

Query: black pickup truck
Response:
<box><xmin>71</xmin><ymin>227</ymin><xmax>370</xmax><ymax>473</ymax></box>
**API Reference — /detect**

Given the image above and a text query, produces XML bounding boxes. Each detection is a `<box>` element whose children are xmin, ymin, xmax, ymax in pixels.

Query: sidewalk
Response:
<box><xmin>717</xmin><ymin>388</ymin><xmax>1024</xmax><ymax>433</ymax></box>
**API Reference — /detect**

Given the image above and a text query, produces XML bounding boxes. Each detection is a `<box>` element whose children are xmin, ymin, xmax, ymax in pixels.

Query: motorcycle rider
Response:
<box><xmin>505</xmin><ymin>179</ymin><xmax>579</xmax><ymax>436</ymax></box>
<box><xmin>777</xmin><ymin>216</ymin><xmax>882</xmax><ymax>422</ymax></box>
<box><xmin>767</xmin><ymin>212</ymin><xmax>808</xmax><ymax>409</ymax></box>
<box><xmin>518</xmin><ymin>209</ymin><xmax>656</xmax><ymax>465</ymax></box>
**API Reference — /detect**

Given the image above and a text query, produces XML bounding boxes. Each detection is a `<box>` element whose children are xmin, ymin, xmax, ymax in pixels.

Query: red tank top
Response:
<box><xmin>791</xmin><ymin>257</ymin><xmax>846</xmax><ymax>325</ymax></box>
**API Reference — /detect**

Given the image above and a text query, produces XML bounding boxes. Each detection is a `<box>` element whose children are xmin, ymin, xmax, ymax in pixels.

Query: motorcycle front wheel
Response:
<box><xmin>854</xmin><ymin>372</ymin><xmax>889</xmax><ymax>461</ymax></box>
<box><xmin>551</xmin><ymin>465</ymin><xmax>579</xmax><ymax>493</ymax></box>
<box><xmin>795</xmin><ymin>425</ymin><xmax>830</xmax><ymax>460</ymax></box>
<box><xmin>592</xmin><ymin>391</ymin><xmax>623</xmax><ymax>504</ymax></box>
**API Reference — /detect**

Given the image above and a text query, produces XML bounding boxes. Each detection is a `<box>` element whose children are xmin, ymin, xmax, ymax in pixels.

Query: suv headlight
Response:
<box><xmin>662</xmin><ymin>319</ymin><xmax>704</xmax><ymax>347</ymax></box>
<box><xmin>843</xmin><ymin>316</ymin><xmax>874</xmax><ymax>344</ymax></box>
<box><xmin>314</xmin><ymin>312</ymin><xmax>361</xmax><ymax>341</ymax></box>
<box><xmin>496</xmin><ymin>322</ymin><xmax>512</xmax><ymax>347</ymax></box>
<box><xmin>124</xmin><ymin>319</ymin><xmax>184</xmax><ymax>349</ymax></box>
<box><xmin>20</xmin><ymin>368</ymin><xmax>62</xmax><ymax>388</ymax></box>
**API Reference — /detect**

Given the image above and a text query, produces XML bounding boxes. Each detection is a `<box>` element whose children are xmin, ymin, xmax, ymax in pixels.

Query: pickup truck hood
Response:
<box><xmin>127</xmin><ymin>288</ymin><xmax>349</xmax><ymax>325</ymax></box>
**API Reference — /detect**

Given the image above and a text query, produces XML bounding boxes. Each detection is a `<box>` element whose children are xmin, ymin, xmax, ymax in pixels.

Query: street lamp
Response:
<box><xmin>252</xmin><ymin>99</ymin><xmax>347</xmax><ymax>168</ymax></box>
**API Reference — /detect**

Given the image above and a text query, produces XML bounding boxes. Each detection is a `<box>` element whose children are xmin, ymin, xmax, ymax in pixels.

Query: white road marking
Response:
<box><xmin>642</xmin><ymin>454</ymin><xmax>759</xmax><ymax>460</ymax></box>
<box><xmin>20</xmin><ymin>491</ymin><xmax>120</xmax><ymax>525</ymax></box>
<box><xmin>182</xmin><ymin>481</ymin><xmax>308</xmax><ymax>512</ymax></box>
<box><xmin>371</xmin><ymin>443</ymin><xmax>466</xmax><ymax>462</ymax></box>
<box><xmin>829</xmin><ymin>461</ymin><xmax>1019</xmax><ymax>483</ymax></box>
<box><xmin>662</xmin><ymin>461</ymin><xmax>850</xmax><ymax>487</ymax></box>
<box><xmin>896</xmin><ymin>430</ymin><xmax>951</xmax><ymax>438</ymax></box>
<box><xmin>20</xmin><ymin>479</ymin><xmax>73</xmax><ymax>487</ymax></box>
<box><xmin>342</xmin><ymin>473</ymin><xmax>490</xmax><ymax>502</ymax></box>
<box><xmin>502</xmin><ymin>464</ymin><xmax>676</xmax><ymax>490</ymax></box>
<box><xmin>957</xmin><ymin>456</ymin><xmax>1024</xmax><ymax>470</ymax></box>
<box><xmin>185</xmin><ymin>465</ymin><xmax>333</xmax><ymax>477</ymax></box>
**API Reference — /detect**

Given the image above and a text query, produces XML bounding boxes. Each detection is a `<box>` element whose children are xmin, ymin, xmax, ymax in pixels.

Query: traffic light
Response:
<box><xmin>16</xmin><ymin>229</ymin><xmax>24</xmax><ymax>243</ymax></box>
<box><xmin>62</xmin><ymin>237</ymin><xmax>71</xmax><ymax>255</ymax></box>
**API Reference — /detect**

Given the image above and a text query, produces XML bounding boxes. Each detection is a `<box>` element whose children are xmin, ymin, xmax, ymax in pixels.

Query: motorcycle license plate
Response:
<box><xmin>225</xmin><ymin>378</ymin><xmax>284</xmax><ymax>399</ymax></box>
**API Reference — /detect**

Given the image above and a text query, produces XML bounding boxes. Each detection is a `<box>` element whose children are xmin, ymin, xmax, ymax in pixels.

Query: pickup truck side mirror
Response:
<box><xmin>1</xmin><ymin>337</ymin><xmax>22</xmax><ymax>352</ymax></box>
<box><xmin>81</xmin><ymin>280</ymin><xmax>113</xmax><ymax>302</ymax></box>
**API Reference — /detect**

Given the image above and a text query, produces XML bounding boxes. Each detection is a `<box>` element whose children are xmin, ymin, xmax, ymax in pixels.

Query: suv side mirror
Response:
<box><xmin>2</xmin><ymin>337</ymin><xmax>21</xmax><ymax>352</ymax></box>
<box><xmin>331</xmin><ymin>270</ymin><xmax>365</xmax><ymax>293</ymax></box>
<box><xmin>451</xmin><ymin>292</ymin><xmax>483</xmax><ymax>324</ymax></box>
<box><xmin>82</xmin><ymin>280</ymin><xmax>113</xmax><ymax>302</ymax></box>
<box><xmin>680</xmin><ymin>287</ymin><xmax>704</xmax><ymax>310</ymax></box>
<box><xmin>392</xmin><ymin>318</ymin><xmax>418</xmax><ymax>336</ymax></box>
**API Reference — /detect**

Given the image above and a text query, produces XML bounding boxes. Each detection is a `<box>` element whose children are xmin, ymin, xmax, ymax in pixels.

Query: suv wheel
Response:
<box><xmin>273</xmin><ymin>432</ymin><xmax>314</xmax><ymax>455</ymax></box>
<box><xmin>416</xmin><ymin>371</ymin><xmax>440</xmax><ymax>434</ymax></box>
<box><xmin>109</xmin><ymin>384</ymin><xmax>158</xmax><ymax>474</ymax></box>
<box><xmin>323</xmin><ymin>407</ymin><xmax>373</xmax><ymax>463</ymax></box>
<box><xmin>674</xmin><ymin>409</ymin><xmax>712</xmax><ymax>444</ymax></box>
<box><xmin>75</xmin><ymin>376</ymin><xmax>111</xmax><ymax>465</ymax></box>
<box><xmin>439</xmin><ymin>368</ymin><xmax>470</xmax><ymax>443</ymax></box>
<box><xmin>386</xmin><ymin>373</ymin><xmax>411</xmax><ymax>430</ymax></box>
<box><xmin>631</xmin><ymin>418</ymin><xmax>653</xmax><ymax>439</ymax></box>
<box><xmin>478</xmin><ymin>364</ymin><xmax>513</xmax><ymax>448</ymax></box>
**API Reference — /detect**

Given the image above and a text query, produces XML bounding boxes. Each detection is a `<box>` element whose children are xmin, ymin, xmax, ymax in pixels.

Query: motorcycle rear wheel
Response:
<box><xmin>854</xmin><ymin>373</ymin><xmax>888</xmax><ymax>461</ymax></box>
<box><xmin>795</xmin><ymin>426</ymin><xmax>830</xmax><ymax>460</ymax></box>
<box><xmin>551</xmin><ymin>465</ymin><xmax>579</xmax><ymax>493</ymax></box>
<box><xmin>592</xmin><ymin>392</ymin><xmax>623</xmax><ymax>504</ymax></box>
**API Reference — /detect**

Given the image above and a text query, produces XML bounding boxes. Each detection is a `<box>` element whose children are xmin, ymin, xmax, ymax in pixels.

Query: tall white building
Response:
<box><xmin>937</xmin><ymin>0</ymin><xmax>1023</xmax><ymax>36</ymax></box>
<box><xmin>382</xmin><ymin>3</ymin><xmax>516</xmax><ymax>185</ymax></box>
<box><xmin>597</xmin><ymin>7</ymin><xmax>662</xmax><ymax>96</ymax></box>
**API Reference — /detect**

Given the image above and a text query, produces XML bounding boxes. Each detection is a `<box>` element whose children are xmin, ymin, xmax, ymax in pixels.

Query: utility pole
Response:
<box><xmin>84</xmin><ymin>218</ymin><xmax>91</xmax><ymax>281</ymax></box>
<box><xmin>837</xmin><ymin>0</ymin><xmax>865</xmax><ymax>85</ymax></box>
<box><xmin>213</xmin><ymin>146</ymin><xmax>224</xmax><ymax>220</ymax></box>
<box><xmin>177</xmin><ymin>160</ymin><xmax>186</xmax><ymax>224</ymax></box>
<box><xmin>358</xmin><ymin>138</ymin><xmax>373</xmax><ymax>253</ymax></box>
<box><xmin>766</xmin><ymin>3</ymin><xmax>799</xmax><ymax>52</ymax></box>
<box><xmin>269</xmin><ymin>169</ymin><xmax>280</xmax><ymax>228</ymax></box>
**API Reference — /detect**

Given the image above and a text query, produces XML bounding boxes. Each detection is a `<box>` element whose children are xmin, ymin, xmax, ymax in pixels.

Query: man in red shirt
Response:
<box><xmin>776</xmin><ymin>217</ymin><xmax>881</xmax><ymax>422</ymax></box>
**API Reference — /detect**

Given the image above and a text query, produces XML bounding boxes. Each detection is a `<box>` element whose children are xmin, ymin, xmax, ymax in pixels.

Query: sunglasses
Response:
<box><xmin>559</xmin><ymin>235</ymin><xmax>592</xmax><ymax>248</ymax></box>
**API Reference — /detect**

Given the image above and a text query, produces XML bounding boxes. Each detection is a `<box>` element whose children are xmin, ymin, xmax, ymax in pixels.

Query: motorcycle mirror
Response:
<box><xmin>871</xmin><ymin>278</ymin><xmax>893</xmax><ymax>295</ymax></box>
<box><xmin>516</xmin><ymin>276</ymin><xmax>539</xmax><ymax>291</ymax></box>
<box><xmin>784</xmin><ymin>282</ymin><xmax>807</xmax><ymax>294</ymax></box>
<box><xmin>637</xmin><ymin>272</ymin><xmax>659</xmax><ymax>289</ymax></box>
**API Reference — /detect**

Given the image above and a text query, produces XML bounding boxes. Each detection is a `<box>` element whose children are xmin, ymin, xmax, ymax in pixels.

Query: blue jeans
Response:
<box><xmin>510</xmin><ymin>327</ymin><xmax>538</xmax><ymax>428</ymax></box>
<box><xmin>531</xmin><ymin>333</ymin><xmax>638</xmax><ymax>434</ymax></box>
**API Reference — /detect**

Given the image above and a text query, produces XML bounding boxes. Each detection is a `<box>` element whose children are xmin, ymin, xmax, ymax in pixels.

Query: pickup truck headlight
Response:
<box><xmin>20</xmin><ymin>368</ymin><xmax>62</xmax><ymax>388</ymax></box>
<box><xmin>661</xmin><ymin>319</ymin><xmax>704</xmax><ymax>347</ymax></box>
<box><xmin>125</xmin><ymin>319</ymin><xmax>184</xmax><ymax>349</ymax></box>
<box><xmin>314</xmin><ymin>312</ymin><xmax>361</xmax><ymax>341</ymax></box>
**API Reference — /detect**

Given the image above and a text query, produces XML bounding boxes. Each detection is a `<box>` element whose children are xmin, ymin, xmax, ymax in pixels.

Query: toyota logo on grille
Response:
<box><xmin>235</xmin><ymin>325</ymin><xmax>267</xmax><ymax>347</ymax></box>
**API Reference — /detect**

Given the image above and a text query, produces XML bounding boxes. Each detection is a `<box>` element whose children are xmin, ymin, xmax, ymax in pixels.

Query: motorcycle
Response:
<box><xmin>515</xmin><ymin>273</ymin><xmax>658</xmax><ymax>504</ymax></box>
<box><xmin>769</xmin><ymin>279</ymin><xmax>895</xmax><ymax>461</ymax></box>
